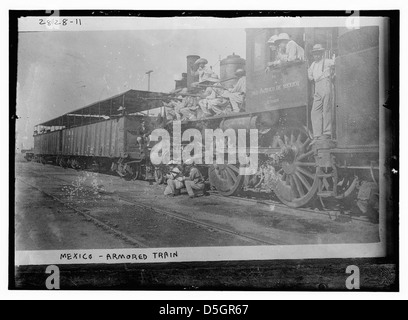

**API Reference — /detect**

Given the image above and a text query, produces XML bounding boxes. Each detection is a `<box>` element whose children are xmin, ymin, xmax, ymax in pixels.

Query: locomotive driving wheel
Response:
<box><xmin>209</xmin><ymin>164</ymin><xmax>243</xmax><ymax>196</ymax></box>
<box><xmin>273</xmin><ymin>126</ymin><xmax>319</xmax><ymax>208</ymax></box>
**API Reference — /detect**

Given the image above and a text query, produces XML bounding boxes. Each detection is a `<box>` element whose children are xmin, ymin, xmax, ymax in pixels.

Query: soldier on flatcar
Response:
<box><xmin>191</xmin><ymin>58</ymin><xmax>217</xmax><ymax>83</ymax></box>
<box><xmin>221</xmin><ymin>69</ymin><xmax>246</xmax><ymax>113</ymax></box>
<box><xmin>178</xmin><ymin>94</ymin><xmax>200</xmax><ymax>121</ymax></box>
<box><xmin>308</xmin><ymin>44</ymin><xmax>335</xmax><ymax>141</ymax></box>
<box><xmin>198</xmin><ymin>79</ymin><xmax>231</xmax><ymax>117</ymax></box>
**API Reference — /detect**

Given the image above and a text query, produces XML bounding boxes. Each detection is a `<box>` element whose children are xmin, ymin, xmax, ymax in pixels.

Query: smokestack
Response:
<box><xmin>187</xmin><ymin>55</ymin><xmax>200</xmax><ymax>89</ymax></box>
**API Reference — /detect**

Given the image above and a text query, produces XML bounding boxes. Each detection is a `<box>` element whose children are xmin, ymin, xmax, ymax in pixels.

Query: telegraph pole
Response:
<box><xmin>145</xmin><ymin>70</ymin><xmax>153</xmax><ymax>116</ymax></box>
<box><xmin>145</xmin><ymin>70</ymin><xmax>153</xmax><ymax>91</ymax></box>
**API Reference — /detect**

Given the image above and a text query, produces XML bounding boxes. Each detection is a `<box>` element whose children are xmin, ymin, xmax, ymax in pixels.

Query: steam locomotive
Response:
<box><xmin>33</xmin><ymin>25</ymin><xmax>383</xmax><ymax>211</ymax></box>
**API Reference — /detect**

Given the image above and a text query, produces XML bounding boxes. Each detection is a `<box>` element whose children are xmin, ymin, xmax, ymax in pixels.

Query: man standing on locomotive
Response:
<box><xmin>308</xmin><ymin>44</ymin><xmax>335</xmax><ymax>141</ymax></box>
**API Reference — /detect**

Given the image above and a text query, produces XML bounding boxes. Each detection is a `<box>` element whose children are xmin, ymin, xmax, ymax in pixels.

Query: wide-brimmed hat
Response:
<box><xmin>312</xmin><ymin>44</ymin><xmax>326</xmax><ymax>53</ymax></box>
<box><xmin>194</xmin><ymin>58</ymin><xmax>208</xmax><ymax>65</ymax></box>
<box><xmin>267</xmin><ymin>35</ymin><xmax>279</xmax><ymax>44</ymax></box>
<box><xmin>275</xmin><ymin>33</ymin><xmax>290</xmax><ymax>43</ymax></box>
<box><xmin>179</xmin><ymin>88</ymin><xmax>189</xmax><ymax>95</ymax></box>
<box><xmin>235</xmin><ymin>69</ymin><xmax>246</xmax><ymax>77</ymax></box>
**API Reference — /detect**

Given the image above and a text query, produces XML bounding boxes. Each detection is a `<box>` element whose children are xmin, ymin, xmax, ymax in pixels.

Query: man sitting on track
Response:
<box><xmin>182</xmin><ymin>159</ymin><xmax>208</xmax><ymax>198</ymax></box>
<box><xmin>163</xmin><ymin>160</ymin><xmax>184</xmax><ymax>197</ymax></box>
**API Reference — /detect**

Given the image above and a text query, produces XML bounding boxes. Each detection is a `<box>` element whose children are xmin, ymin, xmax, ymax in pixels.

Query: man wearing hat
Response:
<box><xmin>221</xmin><ymin>68</ymin><xmax>246</xmax><ymax>113</ymax></box>
<box><xmin>267</xmin><ymin>34</ymin><xmax>279</xmax><ymax>58</ymax></box>
<box><xmin>198</xmin><ymin>75</ymin><xmax>229</xmax><ymax>117</ymax></box>
<box><xmin>308</xmin><ymin>44</ymin><xmax>335</xmax><ymax>141</ymax></box>
<box><xmin>191</xmin><ymin>58</ymin><xmax>216</xmax><ymax>83</ymax></box>
<box><xmin>180</xmin><ymin>159</ymin><xmax>206</xmax><ymax>198</ymax></box>
<box><xmin>164</xmin><ymin>160</ymin><xmax>184</xmax><ymax>197</ymax></box>
<box><xmin>265</xmin><ymin>34</ymin><xmax>285</xmax><ymax>71</ymax></box>
<box><xmin>274</xmin><ymin>33</ymin><xmax>305</xmax><ymax>63</ymax></box>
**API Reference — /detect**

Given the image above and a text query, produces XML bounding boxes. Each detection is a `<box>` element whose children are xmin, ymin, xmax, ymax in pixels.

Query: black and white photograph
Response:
<box><xmin>10</xmin><ymin>10</ymin><xmax>400</xmax><ymax>293</ymax></box>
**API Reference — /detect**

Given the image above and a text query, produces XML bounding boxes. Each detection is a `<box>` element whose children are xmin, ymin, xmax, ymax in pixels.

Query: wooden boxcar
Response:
<box><xmin>33</xmin><ymin>89</ymin><xmax>167</xmax><ymax>179</ymax></box>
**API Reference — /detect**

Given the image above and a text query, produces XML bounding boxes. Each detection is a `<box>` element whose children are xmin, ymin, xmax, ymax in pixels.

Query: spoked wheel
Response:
<box><xmin>273</xmin><ymin>126</ymin><xmax>319</xmax><ymax>208</ymax></box>
<box><xmin>208</xmin><ymin>164</ymin><xmax>243</xmax><ymax>196</ymax></box>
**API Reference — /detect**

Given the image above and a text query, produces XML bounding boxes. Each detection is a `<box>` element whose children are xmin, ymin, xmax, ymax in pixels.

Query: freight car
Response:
<box><xmin>33</xmin><ymin>90</ymin><xmax>167</xmax><ymax>180</ymax></box>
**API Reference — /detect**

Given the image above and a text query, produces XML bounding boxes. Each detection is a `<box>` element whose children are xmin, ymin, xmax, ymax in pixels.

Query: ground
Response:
<box><xmin>14</xmin><ymin>159</ymin><xmax>380</xmax><ymax>251</ymax></box>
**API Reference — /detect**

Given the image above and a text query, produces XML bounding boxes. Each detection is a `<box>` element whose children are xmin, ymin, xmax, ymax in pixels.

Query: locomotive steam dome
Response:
<box><xmin>220</xmin><ymin>53</ymin><xmax>246</xmax><ymax>89</ymax></box>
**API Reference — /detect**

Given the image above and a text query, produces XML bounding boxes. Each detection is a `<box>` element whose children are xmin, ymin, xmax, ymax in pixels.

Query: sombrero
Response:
<box><xmin>274</xmin><ymin>33</ymin><xmax>290</xmax><ymax>43</ymax></box>
<box><xmin>235</xmin><ymin>69</ymin><xmax>246</xmax><ymax>77</ymax></box>
<box><xmin>267</xmin><ymin>35</ymin><xmax>279</xmax><ymax>44</ymax></box>
<box><xmin>312</xmin><ymin>44</ymin><xmax>325</xmax><ymax>52</ymax></box>
<box><xmin>194</xmin><ymin>58</ymin><xmax>208</xmax><ymax>65</ymax></box>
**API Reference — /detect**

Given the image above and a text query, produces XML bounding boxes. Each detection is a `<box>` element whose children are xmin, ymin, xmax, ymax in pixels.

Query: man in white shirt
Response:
<box><xmin>191</xmin><ymin>58</ymin><xmax>216</xmax><ymax>82</ymax></box>
<box><xmin>198</xmin><ymin>82</ymin><xmax>229</xmax><ymax>116</ymax></box>
<box><xmin>308</xmin><ymin>44</ymin><xmax>335</xmax><ymax>140</ymax></box>
<box><xmin>164</xmin><ymin>161</ymin><xmax>184</xmax><ymax>197</ymax></box>
<box><xmin>274</xmin><ymin>33</ymin><xmax>305</xmax><ymax>63</ymax></box>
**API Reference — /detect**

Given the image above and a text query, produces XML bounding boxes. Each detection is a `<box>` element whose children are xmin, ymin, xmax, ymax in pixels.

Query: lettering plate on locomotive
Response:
<box><xmin>246</xmin><ymin>61</ymin><xmax>309</xmax><ymax>113</ymax></box>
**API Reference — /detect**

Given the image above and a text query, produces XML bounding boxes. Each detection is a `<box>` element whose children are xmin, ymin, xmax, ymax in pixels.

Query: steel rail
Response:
<box><xmin>16</xmin><ymin>177</ymin><xmax>150</xmax><ymax>248</ymax></box>
<box><xmin>25</xmin><ymin>169</ymin><xmax>287</xmax><ymax>246</ymax></box>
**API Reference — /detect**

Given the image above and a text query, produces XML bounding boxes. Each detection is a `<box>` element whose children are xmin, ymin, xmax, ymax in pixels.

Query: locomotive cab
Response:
<box><xmin>208</xmin><ymin>26</ymin><xmax>381</xmax><ymax>211</ymax></box>
<box><xmin>245</xmin><ymin>27</ymin><xmax>339</xmax><ymax>135</ymax></box>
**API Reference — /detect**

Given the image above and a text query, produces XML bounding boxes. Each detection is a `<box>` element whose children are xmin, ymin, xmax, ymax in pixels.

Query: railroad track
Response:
<box><xmin>21</xmin><ymin>168</ymin><xmax>288</xmax><ymax>246</ymax></box>
<box><xmin>208</xmin><ymin>193</ymin><xmax>372</xmax><ymax>223</ymax></box>
<box><xmin>16</xmin><ymin>177</ymin><xmax>150</xmax><ymax>248</ymax></box>
<box><xmin>23</xmin><ymin>162</ymin><xmax>372</xmax><ymax>223</ymax></box>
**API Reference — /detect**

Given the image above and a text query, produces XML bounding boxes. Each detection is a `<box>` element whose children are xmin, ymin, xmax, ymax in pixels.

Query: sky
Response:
<box><xmin>16</xmin><ymin>27</ymin><xmax>246</xmax><ymax>149</ymax></box>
